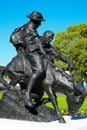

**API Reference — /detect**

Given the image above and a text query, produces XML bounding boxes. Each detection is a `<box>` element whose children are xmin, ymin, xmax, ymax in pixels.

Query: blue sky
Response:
<box><xmin>0</xmin><ymin>0</ymin><xmax>87</xmax><ymax>66</ymax></box>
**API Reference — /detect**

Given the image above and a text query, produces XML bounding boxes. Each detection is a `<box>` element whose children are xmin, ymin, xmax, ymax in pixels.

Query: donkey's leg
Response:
<box><xmin>43</xmin><ymin>83</ymin><xmax>66</xmax><ymax>123</ymax></box>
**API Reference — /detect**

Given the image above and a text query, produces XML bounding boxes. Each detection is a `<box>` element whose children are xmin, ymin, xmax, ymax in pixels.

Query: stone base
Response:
<box><xmin>0</xmin><ymin>90</ymin><xmax>57</xmax><ymax>122</ymax></box>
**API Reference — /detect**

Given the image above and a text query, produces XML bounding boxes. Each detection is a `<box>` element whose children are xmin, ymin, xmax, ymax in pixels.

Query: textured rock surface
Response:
<box><xmin>0</xmin><ymin>90</ymin><xmax>57</xmax><ymax>122</ymax></box>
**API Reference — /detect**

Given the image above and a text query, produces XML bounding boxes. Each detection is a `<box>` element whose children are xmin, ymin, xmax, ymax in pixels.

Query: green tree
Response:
<box><xmin>53</xmin><ymin>23</ymin><xmax>87</xmax><ymax>82</ymax></box>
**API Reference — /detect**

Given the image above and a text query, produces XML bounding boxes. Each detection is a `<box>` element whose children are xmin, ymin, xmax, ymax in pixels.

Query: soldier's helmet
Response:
<box><xmin>26</xmin><ymin>11</ymin><xmax>45</xmax><ymax>21</ymax></box>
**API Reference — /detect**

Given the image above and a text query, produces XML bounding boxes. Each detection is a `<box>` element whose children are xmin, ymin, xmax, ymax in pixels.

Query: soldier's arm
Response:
<box><xmin>48</xmin><ymin>46</ymin><xmax>74</xmax><ymax>69</ymax></box>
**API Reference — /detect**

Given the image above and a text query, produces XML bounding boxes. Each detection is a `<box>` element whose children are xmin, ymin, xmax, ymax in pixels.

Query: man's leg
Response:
<box><xmin>24</xmin><ymin>73</ymin><xmax>39</xmax><ymax>107</ymax></box>
<box><xmin>23</xmin><ymin>53</ymin><xmax>46</xmax><ymax>107</ymax></box>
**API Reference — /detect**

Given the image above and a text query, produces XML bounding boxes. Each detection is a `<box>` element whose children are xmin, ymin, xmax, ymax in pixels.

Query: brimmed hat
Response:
<box><xmin>26</xmin><ymin>11</ymin><xmax>45</xmax><ymax>21</ymax></box>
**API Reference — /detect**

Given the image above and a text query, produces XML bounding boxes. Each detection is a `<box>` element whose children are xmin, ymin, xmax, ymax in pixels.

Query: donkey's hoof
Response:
<box><xmin>59</xmin><ymin>117</ymin><xmax>66</xmax><ymax>123</ymax></box>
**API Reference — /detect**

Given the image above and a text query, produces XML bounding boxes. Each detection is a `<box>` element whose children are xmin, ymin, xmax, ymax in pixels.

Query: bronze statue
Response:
<box><xmin>0</xmin><ymin>29</ymin><xmax>86</xmax><ymax>123</ymax></box>
<box><xmin>0</xmin><ymin>11</ymin><xmax>87</xmax><ymax>123</ymax></box>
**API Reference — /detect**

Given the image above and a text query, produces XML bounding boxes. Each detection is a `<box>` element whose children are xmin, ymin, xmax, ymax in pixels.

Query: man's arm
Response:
<box><xmin>48</xmin><ymin>47</ymin><xmax>74</xmax><ymax>70</ymax></box>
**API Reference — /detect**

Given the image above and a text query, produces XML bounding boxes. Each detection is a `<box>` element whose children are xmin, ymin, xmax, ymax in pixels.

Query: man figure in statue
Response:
<box><xmin>41</xmin><ymin>30</ymin><xmax>83</xmax><ymax>95</ymax></box>
<box><xmin>10</xmin><ymin>11</ymin><xmax>48</xmax><ymax>107</ymax></box>
<box><xmin>20</xmin><ymin>11</ymin><xmax>48</xmax><ymax>107</ymax></box>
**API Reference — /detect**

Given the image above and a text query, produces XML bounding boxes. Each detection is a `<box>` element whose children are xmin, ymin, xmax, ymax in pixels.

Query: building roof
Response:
<box><xmin>0</xmin><ymin>66</ymin><xmax>5</xmax><ymax>68</ymax></box>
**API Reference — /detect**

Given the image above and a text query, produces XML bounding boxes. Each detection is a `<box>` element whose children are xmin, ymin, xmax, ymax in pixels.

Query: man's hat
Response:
<box><xmin>26</xmin><ymin>11</ymin><xmax>45</xmax><ymax>21</ymax></box>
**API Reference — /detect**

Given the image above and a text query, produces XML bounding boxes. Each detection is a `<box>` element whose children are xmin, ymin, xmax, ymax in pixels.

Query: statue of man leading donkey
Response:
<box><xmin>0</xmin><ymin>11</ymin><xmax>87</xmax><ymax>123</ymax></box>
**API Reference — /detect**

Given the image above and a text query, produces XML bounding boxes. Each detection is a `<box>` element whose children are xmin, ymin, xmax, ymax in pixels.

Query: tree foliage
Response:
<box><xmin>53</xmin><ymin>23</ymin><xmax>87</xmax><ymax>82</ymax></box>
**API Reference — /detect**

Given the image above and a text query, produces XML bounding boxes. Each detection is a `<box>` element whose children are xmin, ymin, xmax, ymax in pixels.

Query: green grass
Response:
<box><xmin>42</xmin><ymin>94</ymin><xmax>87</xmax><ymax>115</ymax></box>
<box><xmin>79</xmin><ymin>97</ymin><xmax>87</xmax><ymax>114</ymax></box>
<box><xmin>0</xmin><ymin>92</ymin><xmax>3</xmax><ymax>99</ymax></box>
<box><xmin>42</xmin><ymin>94</ymin><xmax>68</xmax><ymax>110</ymax></box>
<box><xmin>44</xmin><ymin>95</ymin><xmax>68</xmax><ymax>110</ymax></box>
